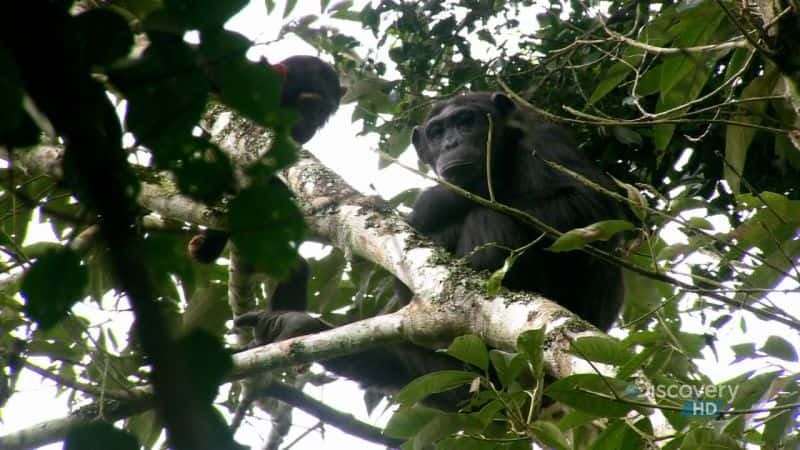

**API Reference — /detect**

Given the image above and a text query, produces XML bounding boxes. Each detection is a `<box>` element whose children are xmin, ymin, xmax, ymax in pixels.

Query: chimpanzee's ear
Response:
<box><xmin>411</xmin><ymin>126</ymin><xmax>430</xmax><ymax>163</ymax></box>
<box><xmin>412</xmin><ymin>126</ymin><xmax>422</xmax><ymax>149</ymax></box>
<box><xmin>491</xmin><ymin>92</ymin><xmax>515</xmax><ymax>116</ymax></box>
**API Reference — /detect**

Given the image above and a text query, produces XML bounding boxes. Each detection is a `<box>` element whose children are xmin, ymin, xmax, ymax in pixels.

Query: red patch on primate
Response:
<box><xmin>272</xmin><ymin>63</ymin><xmax>288</xmax><ymax>79</ymax></box>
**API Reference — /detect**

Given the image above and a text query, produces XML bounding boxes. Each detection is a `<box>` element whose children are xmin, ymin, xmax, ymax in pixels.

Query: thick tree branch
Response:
<box><xmin>226</xmin><ymin>145</ymin><xmax>605</xmax><ymax>377</ymax></box>
<box><xmin>1</xmin><ymin>111</ymin><xmax>614</xmax><ymax>370</ymax></box>
<box><xmin>5</xmin><ymin>110</ymin><xmax>605</xmax><ymax>368</ymax></box>
<box><xmin>1</xmin><ymin>110</ymin><xmax>674</xmax><ymax>447</ymax></box>
<box><xmin>0</xmin><ymin>396</ymin><xmax>153</xmax><ymax>450</ymax></box>
<box><xmin>0</xmin><ymin>371</ymin><xmax>396</xmax><ymax>450</ymax></box>
<box><xmin>1</xmin><ymin>145</ymin><xmax>227</xmax><ymax>230</ymax></box>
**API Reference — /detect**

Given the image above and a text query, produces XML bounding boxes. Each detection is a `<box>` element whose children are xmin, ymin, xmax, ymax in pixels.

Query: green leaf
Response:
<box><xmin>359</xmin><ymin>4</ymin><xmax>380</xmax><ymax>34</ymax></box>
<box><xmin>125</xmin><ymin>411</ymin><xmax>163</xmax><ymax>449</ymax></box>
<box><xmin>517</xmin><ymin>328</ymin><xmax>545</xmax><ymax>378</ymax></box>
<box><xmin>557</xmin><ymin>410</ymin><xmax>596</xmax><ymax>431</ymax></box>
<box><xmin>726</xmin><ymin>371</ymin><xmax>779</xmax><ymax>409</ymax></box>
<box><xmin>724</xmin><ymin>66</ymin><xmax>779</xmax><ymax>193</ymax></box>
<box><xmin>175</xmin><ymin>330</ymin><xmax>232</xmax><ymax>403</ymax></box>
<box><xmin>306</xmin><ymin>250</ymin><xmax>348</xmax><ymax>313</ymax></box>
<box><xmin>384</xmin><ymin>126</ymin><xmax>412</xmax><ymax>162</ymax></box>
<box><xmin>73</xmin><ymin>9</ymin><xmax>133</xmax><ymax>67</ymax></box>
<box><xmin>109</xmin><ymin>35</ymin><xmax>209</xmax><ymax>149</ymax></box>
<box><xmin>475</xmin><ymin>399</ymin><xmax>505</xmax><ymax>427</ymax></box>
<box><xmin>531</xmin><ymin>421</ymin><xmax>570</xmax><ymax>450</ymax></box>
<box><xmin>723</xmin><ymin>48</ymin><xmax>750</xmax><ymax>82</ymax></box>
<box><xmin>489</xmin><ymin>350</ymin><xmax>529</xmax><ymax>388</ymax></box>
<box><xmin>589</xmin><ymin>46</ymin><xmax>646</xmax><ymax>104</ymax></box>
<box><xmin>27</xmin><ymin>338</ymin><xmax>82</xmax><ymax>362</ymax></box>
<box><xmin>617</xmin><ymin>346</ymin><xmax>658</xmax><ymax>379</ymax></box>
<box><xmin>612</xmin><ymin>127</ymin><xmax>643</xmax><ymax>146</ymax></box>
<box><xmin>763</xmin><ymin>391</ymin><xmax>800</xmax><ymax>447</ymax></box>
<box><xmin>685</xmin><ymin>217</ymin><xmax>714</xmax><ymax>230</ymax></box>
<box><xmin>735</xmin><ymin>238</ymin><xmax>800</xmax><ymax>306</ymax></box>
<box><xmin>164</xmin><ymin>137</ymin><xmax>235</xmax><ymax>204</ymax></box>
<box><xmin>733</xmin><ymin>193</ymin><xmax>800</xmax><ymax>249</ymax></box>
<box><xmin>730</xmin><ymin>342</ymin><xmax>756</xmax><ymax>362</ymax></box>
<box><xmin>548</xmin><ymin>220</ymin><xmax>634</xmax><ymax>252</ymax></box>
<box><xmin>476</xmin><ymin>29</ymin><xmax>496</xmax><ymax>45</ymax></box>
<box><xmin>447</xmin><ymin>335</ymin><xmax>489</xmax><ymax>371</ymax></box>
<box><xmin>384</xmin><ymin>406</ymin><xmax>443</xmax><ymax>439</ymax></box>
<box><xmin>66</xmin><ymin>423</ymin><xmax>139</xmax><ymax>450</ymax></box>
<box><xmin>636</xmin><ymin>68</ymin><xmax>661</xmax><ymax>97</ymax></box>
<box><xmin>200</xmin><ymin>29</ymin><xmax>287</xmax><ymax>128</ymax></box>
<box><xmin>682</xmin><ymin>427</ymin><xmax>744</xmax><ymax>450</ymax></box>
<box><xmin>387</xmin><ymin>188</ymin><xmax>421</xmax><ymax>209</ymax></box>
<box><xmin>342</xmin><ymin>78</ymin><xmax>394</xmax><ymax>116</ymax></box>
<box><xmin>283</xmin><ymin>0</ymin><xmax>298</xmax><ymax>18</ymax></box>
<box><xmin>760</xmin><ymin>336</ymin><xmax>798</xmax><ymax>362</ymax></box>
<box><xmin>3</xmin><ymin>201</ymin><xmax>32</xmax><ymax>246</ymax></box>
<box><xmin>614</xmin><ymin>180</ymin><xmax>647</xmax><ymax>221</ymax></box>
<box><xmin>229</xmin><ymin>182</ymin><xmax>307</xmax><ymax>276</ymax></box>
<box><xmin>330</xmin><ymin>8</ymin><xmax>361</xmax><ymax>21</ymax></box>
<box><xmin>22</xmin><ymin>248</ymin><xmax>88</xmax><ymax>329</ymax></box>
<box><xmin>570</xmin><ymin>336</ymin><xmax>634</xmax><ymax>366</ymax></box>
<box><xmin>412</xmin><ymin>413</ymin><xmax>483</xmax><ymax>450</ymax></box>
<box><xmin>653</xmin><ymin>13</ymin><xmax>728</xmax><ymax>150</ymax></box>
<box><xmin>182</xmin><ymin>284</ymin><xmax>231</xmax><ymax>335</ymax></box>
<box><xmin>545</xmin><ymin>374</ymin><xmax>635</xmax><ymax>417</ymax></box>
<box><xmin>486</xmin><ymin>251</ymin><xmax>517</xmax><ymax>295</ymax></box>
<box><xmin>395</xmin><ymin>370</ymin><xmax>478</xmax><ymax>406</ymax></box>
<box><xmin>589</xmin><ymin>418</ymin><xmax>652</xmax><ymax>450</ymax></box>
<box><xmin>164</xmin><ymin>0</ymin><xmax>248</xmax><ymax>29</ymax></box>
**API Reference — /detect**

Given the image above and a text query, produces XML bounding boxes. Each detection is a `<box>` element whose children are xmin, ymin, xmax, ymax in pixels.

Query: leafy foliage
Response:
<box><xmin>1</xmin><ymin>0</ymin><xmax>800</xmax><ymax>449</ymax></box>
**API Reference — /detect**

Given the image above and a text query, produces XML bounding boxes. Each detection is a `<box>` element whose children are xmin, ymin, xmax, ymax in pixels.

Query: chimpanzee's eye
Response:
<box><xmin>426</xmin><ymin>123</ymin><xmax>443</xmax><ymax>140</ymax></box>
<box><xmin>455</xmin><ymin>110</ymin><xmax>476</xmax><ymax>128</ymax></box>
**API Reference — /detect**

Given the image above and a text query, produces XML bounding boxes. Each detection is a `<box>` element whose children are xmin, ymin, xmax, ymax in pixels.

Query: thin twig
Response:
<box><xmin>376</xmin><ymin>148</ymin><xmax>800</xmax><ymax>330</ymax></box>
<box><xmin>608</xmin><ymin>33</ymin><xmax>748</xmax><ymax>55</ymax></box>
<box><xmin>485</xmin><ymin>113</ymin><xmax>496</xmax><ymax>202</ymax></box>
<box><xmin>713</xmin><ymin>0</ymin><xmax>775</xmax><ymax>57</ymax></box>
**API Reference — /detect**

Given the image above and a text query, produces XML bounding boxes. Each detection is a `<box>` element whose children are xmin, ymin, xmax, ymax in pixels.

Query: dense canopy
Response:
<box><xmin>1</xmin><ymin>1</ymin><xmax>799</xmax><ymax>449</ymax></box>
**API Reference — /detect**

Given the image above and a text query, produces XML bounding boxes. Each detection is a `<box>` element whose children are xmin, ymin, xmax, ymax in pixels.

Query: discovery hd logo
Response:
<box><xmin>681</xmin><ymin>399</ymin><xmax>724</xmax><ymax>417</ymax></box>
<box><xmin>624</xmin><ymin>383</ymin><xmax>739</xmax><ymax>418</ymax></box>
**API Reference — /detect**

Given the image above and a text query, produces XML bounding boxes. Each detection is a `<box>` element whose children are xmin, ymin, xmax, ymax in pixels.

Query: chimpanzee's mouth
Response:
<box><xmin>440</xmin><ymin>161</ymin><xmax>481</xmax><ymax>186</ymax></box>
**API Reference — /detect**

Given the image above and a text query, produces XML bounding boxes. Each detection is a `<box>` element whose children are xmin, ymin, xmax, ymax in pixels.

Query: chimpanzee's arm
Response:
<box><xmin>409</xmin><ymin>185</ymin><xmax>476</xmax><ymax>251</ymax></box>
<box><xmin>234</xmin><ymin>311</ymin><xmax>469</xmax><ymax>410</ymax></box>
<box><xmin>270</xmin><ymin>257</ymin><xmax>310</xmax><ymax>311</ymax></box>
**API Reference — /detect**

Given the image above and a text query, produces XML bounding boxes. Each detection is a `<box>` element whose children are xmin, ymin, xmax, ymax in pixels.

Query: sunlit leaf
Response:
<box><xmin>760</xmin><ymin>336</ymin><xmax>798</xmax><ymax>362</ymax></box>
<box><xmin>22</xmin><ymin>248</ymin><xmax>88</xmax><ymax>329</ymax></box>
<box><xmin>447</xmin><ymin>335</ymin><xmax>489</xmax><ymax>371</ymax></box>
<box><xmin>548</xmin><ymin>220</ymin><xmax>634</xmax><ymax>252</ymax></box>
<box><xmin>395</xmin><ymin>371</ymin><xmax>477</xmax><ymax>407</ymax></box>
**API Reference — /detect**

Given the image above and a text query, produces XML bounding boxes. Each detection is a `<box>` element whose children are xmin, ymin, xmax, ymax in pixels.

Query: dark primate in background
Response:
<box><xmin>236</xmin><ymin>92</ymin><xmax>626</xmax><ymax>409</ymax></box>
<box><xmin>276</xmin><ymin>55</ymin><xmax>344</xmax><ymax>144</ymax></box>
<box><xmin>188</xmin><ymin>55</ymin><xmax>343</xmax><ymax>311</ymax></box>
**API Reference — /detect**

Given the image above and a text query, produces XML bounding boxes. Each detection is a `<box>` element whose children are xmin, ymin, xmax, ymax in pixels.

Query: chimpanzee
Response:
<box><xmin>235</xmin><ymin>92</ymin><xmax>626</xmax><ymax>409</ymax></box>
<box><xmin>276</xmin><ymin>55</ymin><xmax>345</xmax><ymax>144</ymax></box>
<box><xmin>188</xmin><ymin>56</ymin><xmax>343</xmax><ymax>310</ymax></box>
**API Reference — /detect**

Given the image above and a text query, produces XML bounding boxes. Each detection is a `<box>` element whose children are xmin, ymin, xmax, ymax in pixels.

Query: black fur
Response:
<box><xmin>237</xmin><ymin>92</ymin><xmax>625</xmax><ymax>408</ymax></box>
<box><xmin>189</xmin><ymin>57</ymin><xmax>342</xmax><ymax>312</ymax></box>
<box><xmin>280</xmin><ymin>55</ymin><xmax>344</xmax><ymax>144</ymax></box>
<box><xmin>406</xmin><ymin>92</ymin><xmax>624</xmax><ymax>330</ymax></box>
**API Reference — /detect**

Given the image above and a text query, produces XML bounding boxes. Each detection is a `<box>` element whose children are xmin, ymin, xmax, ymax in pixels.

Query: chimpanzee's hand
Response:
<box><xmin>233</xmin><ymin>311</ymin><xmax>329</xmax><ymax>345</ymax></box>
